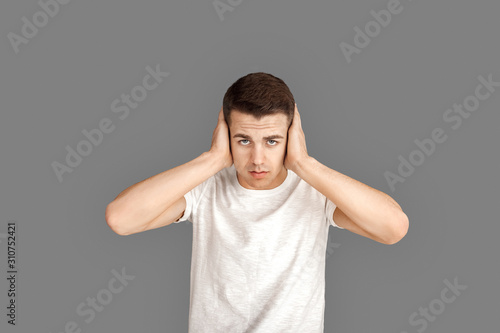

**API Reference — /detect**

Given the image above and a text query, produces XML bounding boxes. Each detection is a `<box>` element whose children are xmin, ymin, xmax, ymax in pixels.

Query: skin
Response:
<box><xmin>228</xmin><ymin>108</ymin><xmax>295</xmax><ymax>190</ymax></box>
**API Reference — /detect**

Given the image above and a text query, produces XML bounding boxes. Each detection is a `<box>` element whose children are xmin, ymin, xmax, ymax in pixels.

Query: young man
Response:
<box><xmin>105</xmin><ymin>72</ymin><xmax>409</xmax><ymax>332</ymax></box>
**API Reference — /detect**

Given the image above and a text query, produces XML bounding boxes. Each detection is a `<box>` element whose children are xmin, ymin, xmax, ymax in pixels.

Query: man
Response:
<box><xmin>105</xmin><ymin>72</ymin><xmax>409</xmax><ymax>332</ymax></box>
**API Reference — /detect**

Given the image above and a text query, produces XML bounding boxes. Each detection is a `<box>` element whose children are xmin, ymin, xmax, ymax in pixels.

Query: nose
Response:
<box><xmin>251</xmin><ymin>145</ymin><xmax>265</xmax><ymax>165</ymax></box>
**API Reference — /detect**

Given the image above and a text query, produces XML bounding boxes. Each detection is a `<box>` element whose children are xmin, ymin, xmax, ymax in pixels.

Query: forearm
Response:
<box><xmin>106</xmin><ymin>151</ymin><xmax>223</xmax><ymax>231</ymax></box>
<box><xmin>294</xmin><ymin>156</ymin><xmax>407</xmax><ymax>241</ymax></box>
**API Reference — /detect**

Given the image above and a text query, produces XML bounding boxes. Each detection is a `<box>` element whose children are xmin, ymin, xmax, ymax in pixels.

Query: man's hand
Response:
<box><xmin>208</xmin><ymin>107</ymin><xmax>233</xmax><ymax>169</ymax></box>
<box><xmin>284</xmin><ymin>104</ymin><xmax>310</xmax><ymax>173</ymax></box>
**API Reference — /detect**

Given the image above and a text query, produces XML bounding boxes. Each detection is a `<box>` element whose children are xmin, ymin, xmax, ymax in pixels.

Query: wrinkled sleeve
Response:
<box><xmin>174</xmin><ymin>176</ymin><xmax>213</xmax><ymax>224</ymax></box>
<box><xmin>325</xmin><ymin>197</ymin><xmax>344</xmax><ymax>229</ymax></box>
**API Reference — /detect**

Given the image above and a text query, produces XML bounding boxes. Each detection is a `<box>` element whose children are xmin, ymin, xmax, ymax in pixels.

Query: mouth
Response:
<box><xmin>250</xmin><ymin>171</ymin><xmax>268</xmax><ymax>178</ymax></box>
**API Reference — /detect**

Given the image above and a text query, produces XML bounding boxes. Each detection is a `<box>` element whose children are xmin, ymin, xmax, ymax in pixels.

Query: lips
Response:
<box><xmin>250</xmin><ymin>170</ymin><xmax>268</xmax><ymax>179</ymax></box>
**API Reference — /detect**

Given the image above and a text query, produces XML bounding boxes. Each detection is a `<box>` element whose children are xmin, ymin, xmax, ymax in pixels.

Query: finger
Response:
<box><xmin>219</xmin><ymin>108</ymin><xmax>226</xmax><ymax>124</ymax></box>
<box><xmin>292</xmin><ymin>105</ymin><xmax>300</xmax><ymax>127</ymax></box>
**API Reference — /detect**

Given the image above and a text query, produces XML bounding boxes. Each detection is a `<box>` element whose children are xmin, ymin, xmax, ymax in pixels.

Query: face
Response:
<box><xmin>229</xmin><ymin>110</ymin><xmax>290</xmax><ymax>190</ymax></box>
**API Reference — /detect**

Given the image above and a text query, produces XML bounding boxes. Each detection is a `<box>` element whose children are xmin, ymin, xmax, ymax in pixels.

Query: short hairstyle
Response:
<box><xmin>222</xmin><ymin>72</ymin><xmax>295</xmax><ymax>129</ymax></box>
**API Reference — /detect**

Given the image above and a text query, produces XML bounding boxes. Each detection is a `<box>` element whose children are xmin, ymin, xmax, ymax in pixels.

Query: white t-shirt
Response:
<box><xmin>175</xmin><ymin>164</ymin><xmax>343</xmax><ymax>332</ymax></box>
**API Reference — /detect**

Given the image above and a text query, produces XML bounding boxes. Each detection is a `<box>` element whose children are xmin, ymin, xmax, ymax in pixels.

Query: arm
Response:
<box><xmin>106</xmin><ymin>107</ymin><xmax>233</xmax><ymax>236</ymax></box>
<box><xmin>294</xmin><ymin>156</ymin><xmax>409</xmax><ymax>245</ymax></box>
<box><xmin>105</xmin><ymin>151</ymin><xmax>223</xmax><ymax>236</ymax></box>
<box><xmin>284</xmin><ymin>104</ymin><xmax>408</xmax><ymax>245</ymax></box>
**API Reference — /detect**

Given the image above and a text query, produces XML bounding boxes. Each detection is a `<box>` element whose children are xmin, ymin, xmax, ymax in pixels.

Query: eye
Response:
<box><xmin>238</xmin><ymin>139</ymin><xmax>279</xmax><ymax>146</ymax></box>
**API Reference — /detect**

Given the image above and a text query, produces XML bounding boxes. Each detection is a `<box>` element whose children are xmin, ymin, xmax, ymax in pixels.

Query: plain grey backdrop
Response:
<box><xmin>1</xmin><ymin>0</ymin><xmax>499</xmax><ymax>332</ymax></box>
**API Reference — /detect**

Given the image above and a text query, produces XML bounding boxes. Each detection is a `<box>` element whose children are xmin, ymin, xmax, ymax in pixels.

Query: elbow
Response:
<box><xmin>105</xmin><ymin>203</ymin><xmax>129</xmax><ymax>236</ymax></box>
<box><xmin>384</xmin><ymin>212</ymin><xmax>409</xmax><ymax>245</ymax></box>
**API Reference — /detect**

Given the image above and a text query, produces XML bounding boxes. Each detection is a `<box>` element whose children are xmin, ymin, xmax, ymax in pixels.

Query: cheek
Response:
<box><xmin>230</xmin><ymin>146</ymin><xmax>245</xmax><ymax>161</ymax></box>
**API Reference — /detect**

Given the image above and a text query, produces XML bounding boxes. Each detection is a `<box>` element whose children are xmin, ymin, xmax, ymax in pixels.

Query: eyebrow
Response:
<box><xmin>233</xmin><ymin>133</ymin><xmax>285</xmax><ymax>140</ymax></box>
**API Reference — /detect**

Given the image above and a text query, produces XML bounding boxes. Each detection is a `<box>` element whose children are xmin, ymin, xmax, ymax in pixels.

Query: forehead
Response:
<box><xmin>230</xmin><ymin>110</ymin><xmax>288</xmax><ymax>132</ymax></box>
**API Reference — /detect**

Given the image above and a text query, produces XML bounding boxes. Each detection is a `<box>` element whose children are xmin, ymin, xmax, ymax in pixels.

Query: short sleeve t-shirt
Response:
<box><xmin>174</xmin><ymin>164</ymin><xmax>343</xmax><ymax>332</ymax></box>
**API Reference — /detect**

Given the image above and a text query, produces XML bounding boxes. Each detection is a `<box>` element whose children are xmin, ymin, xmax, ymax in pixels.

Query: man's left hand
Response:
<box><xmin>284</xmin><ymin>103</ymin><xmax>309</xmax><ymax>173</ymax></box>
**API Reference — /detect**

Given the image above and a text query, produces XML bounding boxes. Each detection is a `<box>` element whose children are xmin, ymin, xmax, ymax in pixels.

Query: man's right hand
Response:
<box><xmin>209</xmin><ymin>107</ymin><xmax>233</xmax><ymax>169</ymax></box>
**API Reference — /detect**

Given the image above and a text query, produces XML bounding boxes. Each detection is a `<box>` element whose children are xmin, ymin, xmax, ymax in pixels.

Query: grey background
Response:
<box><xmin>1</xmin><ymin>0</ymin><xmax>498</xmax><ymax>332</ymax></box>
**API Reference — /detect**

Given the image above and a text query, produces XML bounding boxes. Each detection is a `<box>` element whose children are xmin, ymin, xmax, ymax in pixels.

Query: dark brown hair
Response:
<box><xmin>222</xmin><ymin>72</ymin><xmax>295</xmax><ymax>128</ymax></box>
